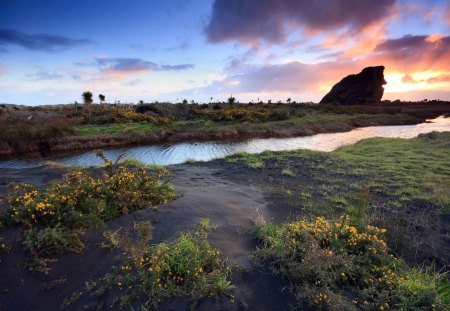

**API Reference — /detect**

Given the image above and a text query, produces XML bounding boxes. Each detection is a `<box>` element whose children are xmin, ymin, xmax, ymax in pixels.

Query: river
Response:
<box><xmin>1</xmin><ymin>116</ymin><xmax>449</xmax><ymax>169</ymax></box>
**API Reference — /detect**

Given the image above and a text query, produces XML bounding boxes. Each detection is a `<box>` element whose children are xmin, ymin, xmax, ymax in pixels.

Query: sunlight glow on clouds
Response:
<box><xmin>0</xmin><ymin>0</ymin><xmax>449</xmax><ymax>105</ymax></box>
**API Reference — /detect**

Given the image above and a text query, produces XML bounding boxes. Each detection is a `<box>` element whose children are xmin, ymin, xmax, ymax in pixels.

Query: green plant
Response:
<box><xmin>1</xmin><ymin>152</ymin><xmax>176</xmax><ymax>273</ymax></box>
<box><xmin>75</xmin><ymin>221</ymin><xmax>233</xmax><ymax>309</ymax></box>
<box><xmin>254</xmin><ymin>215</ymin><xmax>447</xmax><ymax>310</ymax></box>
<box><xmin>281</xmin><ymin>168</ymin><xmax>296</xmax><ymax>177</ymax></box>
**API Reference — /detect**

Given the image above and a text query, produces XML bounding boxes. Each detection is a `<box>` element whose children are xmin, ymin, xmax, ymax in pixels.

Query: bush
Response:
<box><xmin>64</xmin><ymin>104</ymin><xmax>155</xmax><ymax>125</ymax></box>
<box><xmin>1</xmin><ymin>152</ymin><xmax>177</xmax><ymax>272</ymax></box>
<box><xmin>254</xmin><ymin>215</ymin><xmax>447</xmax><ymax>310</ymax></box>
<box><xmin>80</xmin><ymin>221</ymin><xmax>233</xmax><ymax>309</ymax></box>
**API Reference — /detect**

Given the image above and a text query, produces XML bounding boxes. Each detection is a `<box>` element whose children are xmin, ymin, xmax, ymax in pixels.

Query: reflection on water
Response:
<box><xmin>1</xmin><ymin>116</ymin><xmax>449</xmax><ymax>169</ymax></box>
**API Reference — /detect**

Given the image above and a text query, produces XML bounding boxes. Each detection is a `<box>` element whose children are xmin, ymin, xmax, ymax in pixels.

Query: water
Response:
<box><xmin>1</xmin><ymin>116</ymin><xmax>449</xmax><ymax>169</ymax></box>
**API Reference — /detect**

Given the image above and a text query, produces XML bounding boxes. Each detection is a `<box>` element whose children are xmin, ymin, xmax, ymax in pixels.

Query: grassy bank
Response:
<box><xmin>220</xmin><ymin>132</ymin><xmax>450</xmax><ymax>265</ymax></box>
<box><xmin>215</xmin><ymin>132</ymin><xmax>450</xmax><ymax>309</ymax></box>
<box><xmin>1</xmin><ymin>101</ymin><xmax>448</xmax><ymax>156</ymax></box>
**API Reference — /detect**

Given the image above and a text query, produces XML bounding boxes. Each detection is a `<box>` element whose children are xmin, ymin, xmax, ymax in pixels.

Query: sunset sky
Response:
<box><xmin>0</xmin><ymin>0</ymin><xmax>449</xmax><ymax>105</ymax></box>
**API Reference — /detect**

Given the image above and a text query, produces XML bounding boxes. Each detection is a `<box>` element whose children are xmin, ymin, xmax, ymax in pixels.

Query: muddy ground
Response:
<box><xmin>0</xmin><ymin>164</ymin><xmax>302</xmax><ymax>311</ymax></box>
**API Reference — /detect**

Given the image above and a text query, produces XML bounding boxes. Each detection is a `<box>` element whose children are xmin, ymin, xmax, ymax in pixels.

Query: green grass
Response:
<box><xmin>73</xmin><ymin>111</ymin><xmax>417</xmax><ymax>138</ymax></box>
<box><xmin>334</xmin><ymin>132</ymin><xmax>450</xmax><ymax>210</ymax></box>
<box><xmin>281</xmin><ymin>168</ymin><xmax>296</xmax><ymax>177</ymax></box>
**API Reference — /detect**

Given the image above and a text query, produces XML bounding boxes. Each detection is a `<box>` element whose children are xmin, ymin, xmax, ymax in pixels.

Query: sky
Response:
<box><xmin>0</xmin><ymin>0</ymin><xmax>449</xmax><ymax>105</ymax></box>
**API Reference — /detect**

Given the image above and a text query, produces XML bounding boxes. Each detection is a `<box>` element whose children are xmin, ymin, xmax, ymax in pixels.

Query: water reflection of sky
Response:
<box><xmin>1</xmin><ymin>116</ymin><xmax>449</xmax><ymax>169</ymax></box>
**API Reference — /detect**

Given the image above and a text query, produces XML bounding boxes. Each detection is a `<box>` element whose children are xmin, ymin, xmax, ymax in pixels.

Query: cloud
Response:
<box><xmin>187</xmin><ymin>61</ymin><xmax>360</xmax><ymax>98</ymax></box>
<box><xmin>28</xmin><ymin>70</ymin><xmax>65</xmax><ymax>81</ymax></box>
<box><xmin>184</xmin><ymin>33</ymin><xmax>450</xmax><ymax>101</ymax></box>
<box><xmin>401</xmin><ymin>73</ymin><xmax>450</xmax><ymax>84</ymax></box>
<box><xmin>93</xmin><ymin>57</ymin><xmax>194</xmax><ymax>80</ymax></box>
<box><xmin>161</xmin><ymin>64</ymin><xmax>194</xmax><ymax>71</ymax></box>
<box><xmin>205</xmin><ymin>0</ymin><xmax>396</xmax><ymax>44</ymax></box>
<box><xmin>427</xmin><ymin>74</ymin><xmax>450</xmax><ymax>84</ymax></box>
<box><xmin>370</xmin><ymin>34</ymin><xmax>450</xmax><ymax>71</ymax></box>
<box><xmin>123</xmin><ymin>79</ymin><xmax>142</xmax><ymax>86</ymax></box>
<box><xmin>165</xmin><ymin>40</ymin><xmax>190</xmax><ymax>51</ymax></box>
<box><xmin>96</xmin><ymin>58</ymin><xmax>159</xmax><ymax>72</ymax></box>
<box><xmin>96</xmin><ymin>58</ymin><xmax>194</xmax><ymax>75</ymax></box>
<box><xmin>0</xmin><ymin>64</ymin><xmax>7</xmax><ymax>75</ymax></box>
<box><xmin>0</xmin><ymin>28</ymin><xmax>90</xmax><ymax>51</ymax></box>
<box><xmin>401</xmin><ymin>74</ymin><xmax>416</xmax><ymax>83</ymax></box>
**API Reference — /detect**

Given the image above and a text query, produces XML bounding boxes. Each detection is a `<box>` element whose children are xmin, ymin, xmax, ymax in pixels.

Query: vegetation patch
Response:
<box><xmin>67</xmin><ymin>220</ymin><xmax>233</xmax><ymax>309</ymax></box>
<box><xmin>254</xmin><ymin>215</ymin><xmax>449</xmax><ymax>311</ymax></box>
<box><xmin>0</xmin><ymin>151</ymin><xmax>176</xmax><ymax>273</ymax></box>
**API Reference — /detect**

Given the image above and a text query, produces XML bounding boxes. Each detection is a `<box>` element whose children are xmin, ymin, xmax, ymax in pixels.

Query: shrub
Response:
<box><xmin>1</xmin><ymin>153</ymin><xmax>176</xmax><ymax>272</ymax></box>
<box><xmin>254</xmin><ymin>215</ymin><xmax>447</xmax><ymax>310</ymax></box>
<box><xmin>79</xmin><ymin>221</ymin><xmax>233</xmax><ymax>309</ymax></box>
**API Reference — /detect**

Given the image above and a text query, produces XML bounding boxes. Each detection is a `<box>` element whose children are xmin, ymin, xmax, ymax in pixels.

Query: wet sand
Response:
<box><xmin>0</xmin><ymin>164</ymin><xmax>300</xmax><ymax>310</ymax></box>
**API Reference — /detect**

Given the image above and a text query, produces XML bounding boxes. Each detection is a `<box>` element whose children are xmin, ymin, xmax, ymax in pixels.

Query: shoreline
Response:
<box><xmin>0</xmin><ymin>113</ymin><xmax>428</xmax><ymax>158</ymax></box>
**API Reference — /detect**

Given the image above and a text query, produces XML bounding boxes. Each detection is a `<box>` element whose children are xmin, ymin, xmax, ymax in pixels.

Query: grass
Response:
<box><xmin>221</xmin><ymin>132</ymin><xmax>450</xmax><ymax>267</ymax></box>
<box><xmin>281</xmin><ymin>168</ymin><xmax>296</xmax><ymax>177</ymax></box>
<box><xmin>254</xmin><ymin>215</ymin><xmax>449</xmax><ymax>310</ymax></box>
<box><xmin>226</xmin><ymin>152</ymin><xmax>265</xmax><ymax>169</ymax></box>
<box><xmin>68</xmin><ymin>220</ymin><xmax>233</xmax><ymax>309</ymax></box>
<box><xmin>334</xmin><ymin>132</ymin><xmax>450</xmax><ymax>210</ymax></box>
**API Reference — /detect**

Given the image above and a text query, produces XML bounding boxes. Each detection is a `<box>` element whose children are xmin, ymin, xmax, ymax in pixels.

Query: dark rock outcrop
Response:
<box><xmin>320</xmin><ymin>66</ymin><xmax>386</xmax><ymax>105</ymax></box>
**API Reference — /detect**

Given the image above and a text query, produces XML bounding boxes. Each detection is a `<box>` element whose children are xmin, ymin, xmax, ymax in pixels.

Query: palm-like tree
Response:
<box><xmin>82</xmin><ymin>91</ymin><xmax>93</xmax><ymax>105</ymax></box>
<box><xmin>98</xmin><ymin>94</ymin><xmax>106</xmax><ymax>104</ymax></box>
<box><xmin>227</xmin><ymin>95</ymin><xmax>236</xmax><ymax>105</ymax></box>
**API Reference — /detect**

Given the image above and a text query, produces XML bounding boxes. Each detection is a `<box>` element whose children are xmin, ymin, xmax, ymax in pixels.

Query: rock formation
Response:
<box><xmin>320</xmin><ymin>66</ymin><xmax>386</xmax><ymax>105</ymax></box>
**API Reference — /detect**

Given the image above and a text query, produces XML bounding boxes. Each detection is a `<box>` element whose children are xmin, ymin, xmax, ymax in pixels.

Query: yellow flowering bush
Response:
<box><xmin>80</xmin><ymin>220</ymin><xmax>232</xmax><ymax>309</ymax></box>
<box><xmin>1</xmin><ymin>154</ymin><xmax>176</xmax><ymax>273</ymax></box>
<box><xmin>254</xmin><ymin>215</ymin><xmax>447</xmax><ymax>311</ymax></box>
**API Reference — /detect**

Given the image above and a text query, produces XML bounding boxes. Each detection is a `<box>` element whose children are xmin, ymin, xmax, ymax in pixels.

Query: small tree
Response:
<box><xmin>287</xmin><ymin>98</ymin><xmax>291</xmax><ymax>104</ymax></box>
<box><xmin>227</xmin><ymin>95</ymin><xmax>236</xmax><ymax>105</ymax></box>
<box><xmin>98</xmin><ymin>94</ymin><xmax>105</xmax><ymax>104</ymax></box>
<box><xmin>82</xmin><ymin>91</ymin><xmax>93</xmax><ymax>105</ymax></box>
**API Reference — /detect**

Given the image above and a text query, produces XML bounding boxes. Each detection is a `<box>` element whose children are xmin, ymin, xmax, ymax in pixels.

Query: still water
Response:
<box><xmin>1</xmin><ymin>116</ymin><xmax>449</xmax><ymax>169</ymax></box>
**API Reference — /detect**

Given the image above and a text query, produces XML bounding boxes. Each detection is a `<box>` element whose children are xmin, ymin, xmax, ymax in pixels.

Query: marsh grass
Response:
<box><xmin>75</xmin><ymin>220</ymin><xmax>233</xmax><ymax>309</ymax></box>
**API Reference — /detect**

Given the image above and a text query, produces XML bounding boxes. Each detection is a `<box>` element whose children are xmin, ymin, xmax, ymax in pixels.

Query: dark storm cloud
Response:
<box><xmin>205</xmin><ymin>0</ymin><xmax>396</xmax><ymax>44</ymax></box>
<box><xmin>0</xmin><ymin>28</ymin><xmax>90</xmax><ymax>51</ymax></box>
<box><xmin>95</xmin><ymin>58</ymin><xmax>194</xmax><ymax>76</ymax></box>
